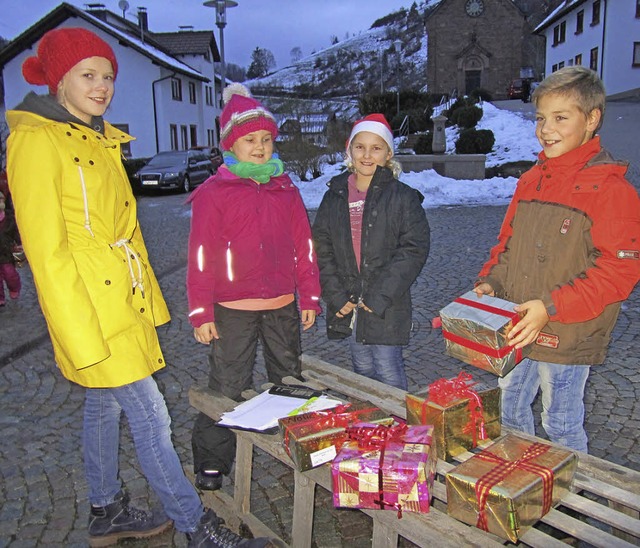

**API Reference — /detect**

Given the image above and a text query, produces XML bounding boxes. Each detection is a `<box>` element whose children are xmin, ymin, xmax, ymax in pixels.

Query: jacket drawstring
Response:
<box><xmin>111</xmin><ymin>239</ymin><xmax>145</xmax><ymax>297</ymax></box>
<box><xmin>77</xmin><ymin>166</ymin><xmax>95</xmax><ymax>237</ymax></box>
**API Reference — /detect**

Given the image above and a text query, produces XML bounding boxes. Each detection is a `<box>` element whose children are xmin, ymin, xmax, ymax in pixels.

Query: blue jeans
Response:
<box><xmin>83</xmin><ymin>376</ymin><xmax>203</xmax><ymax>533</ymax></box>
<box><xmin>349</xmin><ymin>332</ymin><xmax>407</xmax><ymax>390</ymax></box>
<box><xmin>498</xmin><ymin>358</ymin><xmax>591</xmax><ymax>452</ymax></box>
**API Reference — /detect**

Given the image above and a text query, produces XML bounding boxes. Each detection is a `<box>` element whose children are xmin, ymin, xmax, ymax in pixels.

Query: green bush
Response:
<box><xmin>413</xmin><ymin>132</ymin><xmax>433</xmax><ymax>154</ymax></box>
<box><xmin>455</xmin><ymin>129</ymin><xmax>495</xmax><ymax>154</ymax></box>
<box><xmin>450</xmin><ymin>105</ymin><xmax>483</xmax><ymax>129</ymax></box>
<box><xmin>444</xmin><ymin>96</ymin><xmax>475</xmax><ymax>121</ymax></box>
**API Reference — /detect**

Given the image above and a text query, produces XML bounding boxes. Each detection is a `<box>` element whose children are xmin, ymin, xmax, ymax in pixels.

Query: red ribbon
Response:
<box><xmin>282</xmin><ymin>404</ymin><xmax>378</xmax><ymax>447</ymax></box>
<box><xmin>446</xmin><ymin>296</ymin><xmax>522</xmax><ymax>361</ymax></box>
<box><xmin>426</xmin><ymin>372</ymin><xmax>487</xmax><ymax>447</ymax></box>
<box><xmin>443</xmin><ymin>330</ymin><xmax>523</xmax><ymax>364</ymax></box>
<box><xmin>474</xmin><ymin>442</ymin><xmax>555</xmax><ymax>532</ymax></box>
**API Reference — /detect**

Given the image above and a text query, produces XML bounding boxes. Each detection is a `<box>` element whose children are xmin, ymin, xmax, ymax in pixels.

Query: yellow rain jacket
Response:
<box><xmin>7</xmin><ymin>108</ymin><xmax>170</xmax><ymax>388</ymax></box>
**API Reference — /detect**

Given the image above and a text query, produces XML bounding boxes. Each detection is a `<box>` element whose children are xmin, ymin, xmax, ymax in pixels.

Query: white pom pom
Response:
<box><xmin>223</xmin><ymin>83</ymin><xmax>251</xmax><ymax>105</ymax></box>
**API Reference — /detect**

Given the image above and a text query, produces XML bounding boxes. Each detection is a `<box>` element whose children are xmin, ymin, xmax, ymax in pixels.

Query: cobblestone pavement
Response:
<box><xmin>1</xmin><ymin>101</ymin><xmax>639</xmax><ymax>547</ymax></box>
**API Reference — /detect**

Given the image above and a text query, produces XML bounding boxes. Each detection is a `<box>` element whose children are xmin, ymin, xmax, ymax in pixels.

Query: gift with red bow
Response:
<box><xmin>446</xmin><ymin>434</ymin><xmax>577</xmax><ymax>542</ymax></box>
<box><xmin>439</xmin><ymin>291</ymin><xmax>532</xmax><ymax>377</ymax></box>
<box><xmin>406</xmin><ymin>371</ymin><xmax>501</xmax><ymax>461</ymax></box>
<box><xmin>331</xmin><ymin>423</ymin><xmax>436</xmax><ymax>516</ymax></box>
<box><xmin>278</xmin><ymin>402</ymin><xmax>394</xmax><ymax>471</ymax></box>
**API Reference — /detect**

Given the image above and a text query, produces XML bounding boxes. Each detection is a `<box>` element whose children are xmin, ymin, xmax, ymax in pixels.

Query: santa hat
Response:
<box><xmin>346</xmin><ymin>113</ymin><xmax>395</xmax><ymax>154</ymax></box>
<box><xmin>220</xmin><ymin>83</ymin><xmax>278</xmax><ymax>150</ymax></box>
<box><xmin>22</xmin><ymin>27</ymin><xmax>118</xmax><ymax>94</ymax></box>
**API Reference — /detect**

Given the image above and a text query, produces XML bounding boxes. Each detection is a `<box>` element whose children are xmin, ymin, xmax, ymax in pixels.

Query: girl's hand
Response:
<box><xmin>508</xmin><ymin>300</ymin><xmax>549</xmax><ymax>349</ymax></box>
<box><xmin>194</xmin><ymin>322</ymin><xmax>219</xmax><ymax>344</ymax></box>
<box><xmin>301</xmin><ymin>310</ymin><xmax>317</xmax><ymax>331</ymax></box>
<box><xmin>336</xmin><ymin>301</ymin><xmax>357</xmax><ymax>318</ymax></box>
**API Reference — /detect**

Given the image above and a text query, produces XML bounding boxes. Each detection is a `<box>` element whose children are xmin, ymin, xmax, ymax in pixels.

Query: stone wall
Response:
<box><xmin>398</xmin><ymin>153</ymin><xmax>486</xmax><ymax>180</ymax></box>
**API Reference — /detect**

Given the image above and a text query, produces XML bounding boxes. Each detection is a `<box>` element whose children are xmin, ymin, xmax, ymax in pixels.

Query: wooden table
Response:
<box><xmin>188</xmin><ymin>354</ymin><xmax>640</xmax><ymax>548</ymax></box>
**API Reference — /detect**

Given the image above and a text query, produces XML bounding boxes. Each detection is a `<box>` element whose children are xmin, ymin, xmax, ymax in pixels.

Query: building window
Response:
<box><xmin>553</xmin><ymin>21</ymin><xmax>566</xmax><ymax>45</ymax></box>
<box><xmin>181</xmin><ymin>125</ymin><xmax>188</xmax><ymax>149</ymax></box>
<box><xmin>205</xmin><ymin>86</ymin><xmax>213</xmax><ymax>106</ymax></box>
<box><xmin>634</xmin><ymin>42</ymin><xmax>640</xmax><ymax>67</ymax></box>
<box><xmin>188</xmin><ymin>82</ymin><xmax>197</xmax><ymax>104</ymax></box>
<box><xmin>207</xmin><ymin>129</ymin><xmax>216</xmax><ymax>146</ymax></box>
<box><xmin>575</xmin><ymin>53</ymin><xmax>582</xmax><ymax>65</ymax></box>
<box><xmin>111</xmin><ymin>124</ymin><xmax>131</xmax><ymax>157</ymax></box>
<box><xmin>590</xmin><ymin>47</ymin><xmax>599</xmax><ymax>71</ymax></box>
<box><xmin>636</xmin><ymin>0</ymin><xmax>640</xmax><ymax>18</ymax></box>
<box><xmin>558</xmin><ymin>61</ymin><xmax>565</xmax><ymax>69</ymax></box>
<box><xmin>568</xmin><ymin>58</ymin><xmax>574</xmax><ymax>66</ymax></box>
<box><xmin>591</xmin><ymin>0</ymin><xmax>601</xmax><ymax>25</ymax></box>
<box><xmin>170</xmin><ymin>124</ymin><xmax>178</xmax><ymax>150</ymax></box>
<box><xmin>190</xmin><ymin>125</ymin><xmax>198</xmax><ymax>147</ymax></box>
<box><xmin>171</xmin><ymin>78</ymin><xmax>182</xmax><ymax>101</ymax></box>
<box><xmin>576</xmin><ymin>10</ymin><xmax>584</xmax><ymax>33</ymax></box>
<box><xmin>552</xmin><ymin>63</ymin><xmax>558</xmax><ymax>72</ymax></box>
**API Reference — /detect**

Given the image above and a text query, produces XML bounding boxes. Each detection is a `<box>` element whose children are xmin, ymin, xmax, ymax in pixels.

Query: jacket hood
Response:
<box><xmin>12</xmin><ymin>92</ymin><xmax>105</xmax><ymax>133</ymax></box>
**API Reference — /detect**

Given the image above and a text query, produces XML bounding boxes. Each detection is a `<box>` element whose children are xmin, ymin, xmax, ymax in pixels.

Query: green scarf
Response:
<box><xmin>223</xmin><ymin>151</ymin><xmax>285</xmax><ymax>184</ymax></box>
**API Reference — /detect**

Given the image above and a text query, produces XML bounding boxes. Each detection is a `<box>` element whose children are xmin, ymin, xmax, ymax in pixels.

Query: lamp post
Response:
<box><xmin>203</xmin><ymin>0</ymin><xmax>238</xmax><ymax>103</ymax></box>
<box><xmin>393</xmin><ymin>39</ymin><xmax>402</xmax><ymax>117</ymax></box>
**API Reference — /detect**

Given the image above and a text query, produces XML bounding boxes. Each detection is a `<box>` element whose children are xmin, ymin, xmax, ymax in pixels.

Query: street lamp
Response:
<box><xmin>203</xmin><ymin>0</ymin><xmax>238</xmax><ymax>103</ymax></box>
<box><xmin>393</xmin><ymin>39</ymin><xmax>402</xmax><ymax>117</ymax></box>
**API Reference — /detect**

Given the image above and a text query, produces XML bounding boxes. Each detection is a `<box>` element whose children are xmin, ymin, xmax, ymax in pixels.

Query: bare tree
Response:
<box><xmin>290</xmin><ymin>47</ymin><xmax>303</xmax><ymax>64</ymax></box>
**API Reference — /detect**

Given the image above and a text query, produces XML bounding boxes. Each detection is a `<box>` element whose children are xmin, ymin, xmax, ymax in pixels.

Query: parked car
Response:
<box><xmin>135</xmin><ymin>150</ymin><xmax>213</xmax><ymax>193</ymax></box>
<box><xmin>507</xmin><ymin>78</ymin><xmax>526</xmax><ymax>100</ymax></box>
<box><xmin>191</xmin><ymin>145</ymin><xmax>223</xmax><ymax>172</ymax></box>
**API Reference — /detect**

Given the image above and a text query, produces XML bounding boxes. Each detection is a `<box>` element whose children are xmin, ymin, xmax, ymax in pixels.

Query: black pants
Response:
<box><xmin>192</xmin><ymin>302</ymin><xmax>302</xmax><ymax>474</ymax></box>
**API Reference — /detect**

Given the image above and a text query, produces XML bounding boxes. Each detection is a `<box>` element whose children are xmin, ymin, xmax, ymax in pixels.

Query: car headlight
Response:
<box><xmin>163</xmin><ymin>172</ymin><xmax>179</xmax><ymax>181</ymax></box>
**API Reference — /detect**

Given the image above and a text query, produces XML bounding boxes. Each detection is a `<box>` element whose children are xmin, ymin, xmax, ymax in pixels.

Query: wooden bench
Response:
<box><xmin>188</xmin><ymin>354</ymin><xmax>640</xmax><ymax>547</ymax></box>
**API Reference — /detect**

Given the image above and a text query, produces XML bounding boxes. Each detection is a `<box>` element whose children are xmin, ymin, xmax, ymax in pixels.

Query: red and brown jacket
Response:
<box><xmin>478</xmin><ymin>137</ymin><xmax>640</xmax><ymax>364</ymax></box>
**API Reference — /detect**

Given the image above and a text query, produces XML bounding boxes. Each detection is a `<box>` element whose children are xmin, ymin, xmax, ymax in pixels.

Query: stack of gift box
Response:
<box><xmin>269</xmin><ymin>290</ymin><xmax>577</xmax><ymax>541</ymax></box>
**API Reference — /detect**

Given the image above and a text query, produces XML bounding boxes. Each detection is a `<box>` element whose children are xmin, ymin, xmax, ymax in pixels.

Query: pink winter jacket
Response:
<box><xmin>186</xmin><ymin>166</ymin><xmax>321</xmax><ymax>327</ymax></box>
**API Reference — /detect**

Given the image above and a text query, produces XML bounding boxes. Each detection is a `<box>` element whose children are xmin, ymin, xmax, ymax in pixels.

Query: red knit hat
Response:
<box><xmin>22</xmin><ymin>27</ymin><xmax>118</xmax><ymax>94</ymax></box>
<box><xmin>220</xmin><ymin>83</ymin><xmax>278</xmax><ymax>150</ymax></box>
<box><xmin>346</xmin><ymin>113</ymin><xmax>395</xmax><ymax>154</ymax></box>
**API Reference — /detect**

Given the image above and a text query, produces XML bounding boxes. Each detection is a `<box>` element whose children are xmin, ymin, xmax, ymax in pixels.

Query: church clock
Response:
<box><xmin>465</xmin><ymin>0</ymin><xmax>485</xmax><ymax>17</ymax></box>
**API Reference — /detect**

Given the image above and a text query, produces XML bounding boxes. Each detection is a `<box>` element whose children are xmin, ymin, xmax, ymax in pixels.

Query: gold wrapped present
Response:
<box><xmin>439</xmin><ymin>291</ymin><xmax>531</xmax><ymax>377</ymax></box>
<box><xmin>406</xmin><ymin>372</ymin><xmax>500</xmax><ymax>461</ymax></box>
<box><xmin>279</xmin><ymin>402</ymin><xmax>393</xmax><ymax>471</ymax></box>
<box><xmin>446</xmin><ymin>434</ymin><xmax>577</xmax><ymax>542</ymax></box>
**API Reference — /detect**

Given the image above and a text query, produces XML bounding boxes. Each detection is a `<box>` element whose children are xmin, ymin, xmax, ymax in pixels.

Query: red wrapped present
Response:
<box><xmin>439</xmin><ymin>291</ymin><xmax>531</xmax><ymax>376</ymax></box>
<box><xmin>279</xmin><ymin>402</ymin><xmax>393</xmax><ymax>471</ymax></box>
<box><xmin>406</xmin><ymin>371</ymin><xmax>500</xmax><ymax>461</ymax></box>
<box><xmin>446</xmin><ymin>434</ymin><xmax>577</xmax><ymax>542</ymax></box>
<box><xmin>332</xmin><ymin>424</ymin><xmax>436</xmax><ymax>516</ymax></box>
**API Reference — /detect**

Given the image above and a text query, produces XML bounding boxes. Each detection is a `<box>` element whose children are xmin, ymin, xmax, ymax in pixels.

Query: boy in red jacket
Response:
<box><xmin>186</xmin><ymin>84</ymin><xmax>321</xmax><ymax>490</ymax></box>
<box><xmin>475</xmin><ymin>66</ymin><xmax>640</xmax><ymax>452</ymax></box>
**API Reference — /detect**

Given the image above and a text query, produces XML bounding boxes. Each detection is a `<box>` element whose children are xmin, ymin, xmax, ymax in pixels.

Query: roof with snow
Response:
<box><xmin>0</xmin><ymin>2</ymin><xmax>213</xmax><ymax>81</ymax></box>
<box><xmin>534</xmin><ymin>0</ymin><xmax>587</xmax><ymax>33</ymax></box>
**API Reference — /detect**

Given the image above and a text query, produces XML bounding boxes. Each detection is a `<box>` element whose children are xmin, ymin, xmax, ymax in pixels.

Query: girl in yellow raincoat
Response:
<box><xmin>7</xmin><ymin>27</ymin><xmax>270</xmax><ymax>548</ymax></box>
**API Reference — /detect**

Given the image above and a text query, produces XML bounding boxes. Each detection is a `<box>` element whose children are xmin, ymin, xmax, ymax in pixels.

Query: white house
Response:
<box><xmin>0</xmin><ymin>2</ymin><xmax>224</xmax><ymax>158</ymax></box>
<box><xmin>535</xmin><ymin>0</ymin><xmax>640</xmax><ymax>99</ymax></box>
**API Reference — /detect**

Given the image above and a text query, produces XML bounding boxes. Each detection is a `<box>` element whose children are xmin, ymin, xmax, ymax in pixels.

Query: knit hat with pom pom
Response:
<box><xmin>22</xmin><ymin>27</ymin><xmax>118</xmax><ymax>94</ymax></box>
<box><xmin>219</xmin><ymin>83</ymin><xmax>278</xmax><ymax>150</ymax></box>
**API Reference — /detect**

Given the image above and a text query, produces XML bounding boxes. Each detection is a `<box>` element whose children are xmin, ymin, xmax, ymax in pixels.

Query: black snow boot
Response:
<box><xmin>87</xmin><ymin>490</ymin><xmax>172</xmax><ymax>547</ymax></box>
<box><xmin>187</xmin><ymin>508</ymin><xmax>273</xmax><ymax>548</ymax></box>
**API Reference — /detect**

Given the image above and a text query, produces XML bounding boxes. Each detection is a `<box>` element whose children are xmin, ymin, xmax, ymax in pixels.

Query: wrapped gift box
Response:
<box><xmin>332</xmin><ymin>424</ymin><xmax>436</xmax><ymax>515</ymax></box>
<box><xmin>439</xmin><ymin>291</ymin><xmax>531</xmax><ymax>377</ymax></box>
<box><xmin>279</xmin><ymin>402</ymin><xmax>393</xmax><ymax>471</ymax></box>
<box><xmin>446</xmin><ymin>434</ymin><xmax>577</xmax><ymax>542</ymax></box>
<box><xmin>406</xmin><ymin>372</ymin><xmax>500</xmax><ymax>461</ymax></box>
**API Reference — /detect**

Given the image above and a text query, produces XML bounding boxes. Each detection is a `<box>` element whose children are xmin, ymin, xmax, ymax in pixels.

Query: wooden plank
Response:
<box><xmin>560</xmin><ymin>492</ymin><xmax>640</xmax><ymax>538</ymax></box>
<box><xmin>291</xmin><ymin>471</ymin><xmax>315</xmax><ymax>548</ymax></box>
<box><xmin>235</xmin><ymin>435</ymin><xmax>253</xmax><ymax>515</ymax></box>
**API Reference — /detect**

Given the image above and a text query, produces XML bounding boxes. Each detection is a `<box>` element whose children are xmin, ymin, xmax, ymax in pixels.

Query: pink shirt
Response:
<box><xmin>347</xmin><ymin>174</ymin><xmax>367</xmax><ymax>270</ymax></box>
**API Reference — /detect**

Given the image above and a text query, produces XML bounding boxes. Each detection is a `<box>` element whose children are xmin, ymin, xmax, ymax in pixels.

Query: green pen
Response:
<box><xmin>288</xmin><ymin>396</ymin><xmax>319</xmax><ymax>416</ymax></box>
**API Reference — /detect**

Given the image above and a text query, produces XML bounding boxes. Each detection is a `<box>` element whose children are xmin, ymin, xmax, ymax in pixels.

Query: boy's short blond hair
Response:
<box><xmin>532</xmin><ymin>66</ymin><xmax>606</xmax><ymax>131</ymax></box>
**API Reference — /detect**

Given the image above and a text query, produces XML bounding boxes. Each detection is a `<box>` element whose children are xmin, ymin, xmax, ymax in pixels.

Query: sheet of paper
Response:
<box><xmin>217</xmin><ymin>392</ymin><xmax>342</xmax><ymax>431</ymax></box>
